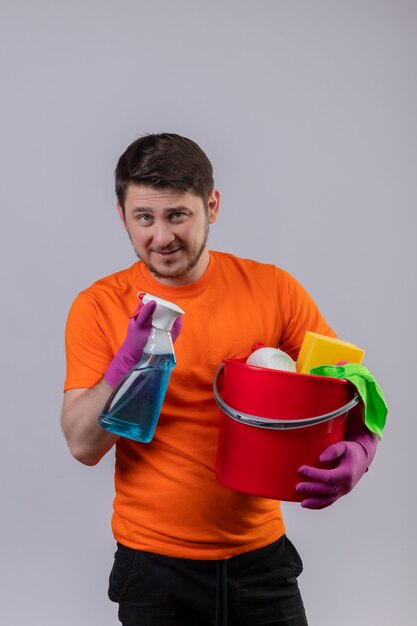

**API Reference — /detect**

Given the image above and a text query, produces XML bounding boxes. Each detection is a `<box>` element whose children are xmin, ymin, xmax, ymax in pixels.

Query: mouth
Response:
<box><xmin>151</xmin><ymin>247</ymin><xmax>182</xmax><ymax>258</ymax></box>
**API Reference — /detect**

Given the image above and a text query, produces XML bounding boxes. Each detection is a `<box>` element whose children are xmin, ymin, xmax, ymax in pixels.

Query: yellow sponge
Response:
<box><xmin>296</xmin><ymin>331</ymin><xmax>365</xmax><ymax>373</ymax></box>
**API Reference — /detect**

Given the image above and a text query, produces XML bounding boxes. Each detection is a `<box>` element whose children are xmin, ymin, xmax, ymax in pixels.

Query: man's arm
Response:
<box><xmin>60</xmin><ymin>381</ymin><xmax>119</xmax><ymax>466</ymax></box>
<box><xmin>61</xmin><ymin>299</ymin><xmax>158</xmax><ymax>465</ymax></box>
<box><xmin>61</xmin><ymin>299</ymin><xmax>183</xmax><ymax>465</ymax></box>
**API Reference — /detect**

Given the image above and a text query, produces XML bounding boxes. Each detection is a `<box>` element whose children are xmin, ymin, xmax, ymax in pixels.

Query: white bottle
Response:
<box><xmin>246</xmin><ymin>343</ymin><xmax>296</xmax><ymax>372</ymax></box>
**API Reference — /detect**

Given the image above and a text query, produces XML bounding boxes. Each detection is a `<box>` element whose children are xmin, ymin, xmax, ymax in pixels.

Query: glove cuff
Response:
<box><xmin>348</xmin><ymin>427</ymin><xmax>379</xmax><ymax>466</ymax></box>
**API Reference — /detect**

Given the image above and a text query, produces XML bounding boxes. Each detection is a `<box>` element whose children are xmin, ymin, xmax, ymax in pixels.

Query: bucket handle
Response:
<box><xmin>213</xmin><ymin>364</ymin><xmax>360</xmax><ymax>431</ymax></box>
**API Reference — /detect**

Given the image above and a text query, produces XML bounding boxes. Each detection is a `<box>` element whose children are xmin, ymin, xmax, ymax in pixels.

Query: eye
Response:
<box><xmin>136</xmin><ymin>214</ymin><xmax>153</xmax><ymax>224</ymax></box>
<box><xmin>169</xmin><ymin>211</ymin><xmax>187</xmax><ymax>221</ymax></box>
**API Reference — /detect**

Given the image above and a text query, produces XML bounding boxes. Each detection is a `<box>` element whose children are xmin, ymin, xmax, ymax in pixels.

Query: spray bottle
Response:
<box><xmin>99</xmin><ymin>294</ymin><xmax>184</xmax><ymax>443</ymax></box>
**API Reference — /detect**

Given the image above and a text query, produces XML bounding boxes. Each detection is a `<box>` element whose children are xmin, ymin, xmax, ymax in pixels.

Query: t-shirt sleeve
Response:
<box><xmin>64</xmin><ymin>292</ymin><xmax>114</xmax><ymax>391</ymax></box>
<box><xmin>277</xmin><ymin>269</ymin><xmax>336</xmax><ymax>360</ymax></box>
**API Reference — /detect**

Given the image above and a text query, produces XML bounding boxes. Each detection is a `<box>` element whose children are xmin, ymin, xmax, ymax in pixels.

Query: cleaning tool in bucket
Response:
<box><xmin>296</xmin><ymin>331</ymin><xmax>365</xmax><ymax>373</ymax></box>
<box><xmin>99</xmin><ymin>294</ymin><xmax>184</xmax><ymax>443</ymax></box>
<box><xmin>309</xmin><ymin>363</ymin><xmax>388</xmax><ymax>438</ymax></box>
<box><xmin>246</xmin><ymin>343</ymin><xmax>296</xmax><ymax>372</ymax></box>
<box><xmin>214</xmin><ymin>357</ymin><xmax>360</xmax><ymax>502</ymax></box>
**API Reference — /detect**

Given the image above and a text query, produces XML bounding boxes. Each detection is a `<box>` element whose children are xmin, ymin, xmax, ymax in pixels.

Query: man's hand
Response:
<box><xmin>104</xmin><ymin>300</ymin><xmax>183</xmax><ymax>388</ymax></box>
<box><xmin>296</xmin><ymin>426</ymin><xmax>379</xmax><ymax>509</ymax></box>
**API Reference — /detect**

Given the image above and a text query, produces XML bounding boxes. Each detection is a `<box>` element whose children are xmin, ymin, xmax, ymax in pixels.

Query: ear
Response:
<box><xmin>117</xmin><ymin>202</ymin><xmax>127</xmax><ymax>230</ymax></box>
<box><xmin>207</xmin><ymin>189</ymin><xmax>220</xmax><ymax>224</ymax></box>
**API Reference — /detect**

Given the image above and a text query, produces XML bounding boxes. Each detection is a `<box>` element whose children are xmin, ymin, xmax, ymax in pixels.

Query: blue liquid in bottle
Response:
<box><xmin>99</xmin><ymin>352</ymin><xmax>175</xmax><ymax>442</ymax></box>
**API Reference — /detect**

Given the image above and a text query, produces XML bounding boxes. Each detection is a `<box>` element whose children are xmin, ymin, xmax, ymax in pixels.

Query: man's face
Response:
<box><xmin>119</xmin><ymin>184</ymin><xmax>220</xmax><ymax>285</ymax></box>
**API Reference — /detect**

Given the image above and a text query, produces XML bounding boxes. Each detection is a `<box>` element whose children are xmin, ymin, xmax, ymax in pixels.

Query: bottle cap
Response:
<box><xmin>140</xmin><ymin>293</ymin><xmax>184</xmax><ymax>331</ymax></box>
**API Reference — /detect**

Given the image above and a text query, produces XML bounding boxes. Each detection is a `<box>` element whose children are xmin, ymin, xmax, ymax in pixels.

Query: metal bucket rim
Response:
<box><xmin>213</xmin><ymin>364</ymin><xmax>360</xmax><ymax>431</ymax></box>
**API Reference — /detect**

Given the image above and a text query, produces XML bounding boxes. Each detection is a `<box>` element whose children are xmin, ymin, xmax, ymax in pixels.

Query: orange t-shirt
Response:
<box><xmin>64</xmin><ymin>251</ymin><xmax>335</xmax><ymax>559</ymax></box>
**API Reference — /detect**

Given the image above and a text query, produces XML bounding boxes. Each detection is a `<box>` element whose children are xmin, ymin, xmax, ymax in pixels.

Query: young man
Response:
<box><xmin>61</xmin><ymin>133</ymin><xmax>378</xmax><ymax>626</ymax></box>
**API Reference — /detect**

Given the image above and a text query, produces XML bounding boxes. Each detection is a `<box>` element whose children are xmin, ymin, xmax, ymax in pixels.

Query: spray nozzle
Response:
<box><xmin>139</xmin><ymin>292</ymin><xmax>184</xmax><ymax>331</ymax></box>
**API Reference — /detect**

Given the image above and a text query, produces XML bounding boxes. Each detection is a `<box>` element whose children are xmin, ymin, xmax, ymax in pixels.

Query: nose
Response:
<box><xmin>151</xmin><ymin>220</ymin><xmax>176</xmax><ymax>249</ymax></box>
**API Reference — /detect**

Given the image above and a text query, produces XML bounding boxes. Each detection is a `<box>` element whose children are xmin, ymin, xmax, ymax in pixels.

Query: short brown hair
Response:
<box><xmin>115</xmin><ymin>133</ymin><xmax>214</xmax><ymax>212</ymax></box>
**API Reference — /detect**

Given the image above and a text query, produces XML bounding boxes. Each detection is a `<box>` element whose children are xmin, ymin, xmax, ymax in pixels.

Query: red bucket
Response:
<box><xmin>214</xmin><ymin>358</ymin><xmax>360</xmax><ymax>502</ymax></box>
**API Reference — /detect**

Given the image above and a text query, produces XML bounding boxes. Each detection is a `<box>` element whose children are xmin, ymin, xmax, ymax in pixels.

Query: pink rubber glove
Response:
<box><xmin>104</xmin><ymin>300</ymin><xmax>182</xmax><ymax>388</ymax></box>
<box><xmin>296</xmin><ymin>426</ymin><xmax>379</xmax><ymax>509</ymax></box>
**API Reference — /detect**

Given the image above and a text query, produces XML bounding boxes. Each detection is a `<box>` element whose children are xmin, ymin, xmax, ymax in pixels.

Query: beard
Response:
<box><xmin>131</xmin><ymin>222</ymin><xmax>209</xmax><ymax>281</ymax></box>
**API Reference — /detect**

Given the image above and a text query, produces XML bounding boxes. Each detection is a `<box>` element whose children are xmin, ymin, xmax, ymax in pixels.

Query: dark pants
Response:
<box><xmin>108</xmin><ymin>534</ymin><xmax>308</xmax><ymax>626</ymax></box>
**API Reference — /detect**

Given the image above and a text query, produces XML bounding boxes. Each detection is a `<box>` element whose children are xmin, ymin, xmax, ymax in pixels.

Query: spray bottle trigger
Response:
<box><xmin>130</xmin><ymin>292</ymin><xmax>147</xmax><ymax>319</ymax></box>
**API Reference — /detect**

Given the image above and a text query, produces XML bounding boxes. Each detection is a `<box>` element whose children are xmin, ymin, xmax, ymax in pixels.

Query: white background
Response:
<box><xmin>1</xmin><ymin>1</ymin><xmax>416</xmax><ymax>624</ymax></box>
